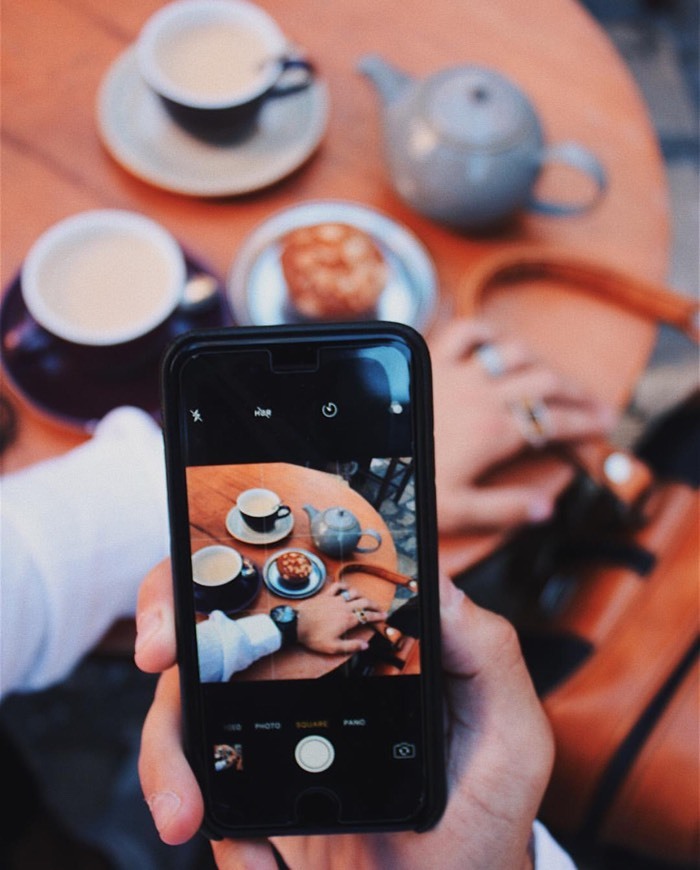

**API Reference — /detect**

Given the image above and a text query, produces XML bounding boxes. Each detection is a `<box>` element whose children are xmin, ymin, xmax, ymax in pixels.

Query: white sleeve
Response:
<box><xmin>196</xmin><ymin>611</ymin><xmax>282</xmax><ymax>681</ymax></box>
<box><xmin>532</xmin><ymin>820</ymin><xmax>577</xmax><ymax>869</ymax></box>
<box><xmin>0</xmin><ymin>406</ymin><xmax>169</xmax><ymax>699</ymax></box>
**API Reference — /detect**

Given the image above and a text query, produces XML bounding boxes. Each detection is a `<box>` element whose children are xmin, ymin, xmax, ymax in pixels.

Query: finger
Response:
<box><xmin>332</xmin><ymin>583</ymin><xmax>360</xmax><ymax>602</ymax></box>
<box><xmin>438</xmin><ymin>576</ymin><xmax>554</xmax><ymax>829</ymax></box>
<box><xmin>498</xmin><ymin>366</ymin><xmax>617</xmax><ymax>421</ymax></box>
<box><xmin>357</xmin><ymin>609</ymin><xmax>388</xmax><ymax>626</ymax></box>
<box><xmin>213</xmin><ymin>838</ymin><xmax>282</xmax><ymax>870</ymax></box>
<box><xmin>438</xmin><ymin>574</ymin><xmax>553</xmax><ymax>763</ymax></box>
<box><xmin>139</xmin><ymin>668</ymin><xmax>204</xmax><ymax>846</ymax></box>
<box><xmin>438</xmin><ymin>486</ymin><xmax>554</xmax><ymax>531</ymax></box>
<box><xmin>135</xmin><ymin>559</ymin><xmax>177</xmax><ymax>674</ymax></box>
<box><xmin>430</xmin><ymin>318</ymin><xmax>495</xmax><ymax>361</ymax></box>
<box><xmin>540</xmin><ymin>403</ymin><xmax>617</xmax><ymax>443</ymax></box>
<box><xmin>328</xmin><ymin>637</ymin><xmax>371</xmax><ymax>654</ymax></box>
<box><xmin>348</xmin><ymin>596</ymin><xmax>384</xmax><ymax>614</ymax></box>
<box><xmin>474</xmin><ymin>338</ymin><xmax>536</xmax><ymax>379</ymax></box>
<box><xmin>439</xmin><ymin>484</ymin><xmax>554</xmax><ymax>532</ymax></box>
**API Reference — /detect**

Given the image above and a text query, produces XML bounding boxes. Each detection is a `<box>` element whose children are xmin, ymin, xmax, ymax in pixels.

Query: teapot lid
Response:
<box><xmin>323</xmin><ymin>507</ymin><xmax>358</xmax><ymax>531</ymax></box>
<box><xmin>420</xmin><ymin>66</ymin><xmax>539</xmax><ymax>152</ymax></box>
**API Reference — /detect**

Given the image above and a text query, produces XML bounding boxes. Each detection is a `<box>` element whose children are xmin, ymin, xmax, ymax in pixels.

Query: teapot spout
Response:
<box><xmin>302</xmin><ymin>504</ymin><xmax>319</xmax><ymax>523</ymax></box>
<box><xmin>358</xmin><ymin>53</ymin><xmax>412</xmax><ymax>106</ymax></box>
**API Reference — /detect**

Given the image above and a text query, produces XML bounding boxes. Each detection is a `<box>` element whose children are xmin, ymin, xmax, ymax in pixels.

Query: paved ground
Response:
<box><xmin>1</xmin><ymin>3</ymin><xmax>697</xmax><ymax>869</ymax></box>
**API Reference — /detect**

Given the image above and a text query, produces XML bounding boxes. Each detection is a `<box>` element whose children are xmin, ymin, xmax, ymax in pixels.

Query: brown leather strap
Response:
<box><xmin>459</xmin><ymin>246</ymin><xmax>699</xmax><ymax>341</ymax></box>
<box><xmin>337</xmin><ymin>562</ymin><xmax>418</xmax><ymax>592</ymax></box>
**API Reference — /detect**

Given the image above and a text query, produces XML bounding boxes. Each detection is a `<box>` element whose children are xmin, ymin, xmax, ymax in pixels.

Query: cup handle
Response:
<box><xmin>276</xmin><ymin>505</ymin><xmax>292</xmax><ymax>520</ymax></box>
<box><xmin>529</xmin><ymin>142</ymin><xmax>607</xmax><ymax>216</ymax></box>
<box><xmin>269</xmin><ymin>56</ymin><xmax>315</xmax><ymax>98</ymax></box>
<box><xmin>356</xmin><ymin>530</ymin><xmax>382</xmax><ymax>553</ymax></box>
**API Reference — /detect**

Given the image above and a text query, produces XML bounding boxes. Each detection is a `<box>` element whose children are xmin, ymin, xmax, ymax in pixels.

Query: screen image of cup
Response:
<box><xmin>192</xmin><ymin>544</ymin><xmax>244</xmax><ymax>610</ymax></box>
<box><xmin>237</xmin><ymin>488</ymin><xmax>291</xmax><ymax>534</ymax></box>
<box><xmin>136</xmin><ymin>0</ymin><xmax>313</xmax><ymax>140</ymax></box>
<box><xmin>20</xmin><ymin>209</ymin><xmax>186</xmax><ymax>353</ymax></box>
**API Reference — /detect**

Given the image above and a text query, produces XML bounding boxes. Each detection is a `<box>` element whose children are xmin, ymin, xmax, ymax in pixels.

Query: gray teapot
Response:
<box><xmin>359</xmin><ymin>55</ymin><xmax>607</xmax><ymax>231</ymax></box>
<box><xmin>303</xmin><ymin>504</ymin><xmax>382</xmax><ymax>559</ymax></box>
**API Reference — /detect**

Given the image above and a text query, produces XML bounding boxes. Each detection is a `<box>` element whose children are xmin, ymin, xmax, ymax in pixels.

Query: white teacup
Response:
<box><xmin>136</xmin><ymin>0</ymin><xmax>313</xmax><ymax>141</ymax></box>
<box><xmin>21</xmin><ymin>209</ymin><xmax>186</xmax><ymax>349</ymax></box>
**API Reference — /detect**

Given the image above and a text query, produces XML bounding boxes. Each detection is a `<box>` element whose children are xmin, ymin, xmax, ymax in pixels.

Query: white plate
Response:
<box><xmin>263</xmin><ymin>548</ymin><xmax>327</xmax><ymax>599</ymax></box>
<box><xmin>226</xmin><ymin>506</ymin><xmax>294</xmax><ymax>545</ymax></box>
<box><xmin>96</xmin><ymin>47</ymin><xmax>329</xmax><ymax>197</ymax></box>
<box><xmin>227</xmin><ymin>200</ymin><xmax>438</xmax><ymax>331</ymax></box>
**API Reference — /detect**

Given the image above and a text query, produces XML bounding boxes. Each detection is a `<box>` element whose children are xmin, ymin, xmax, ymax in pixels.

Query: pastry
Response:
<box><xmin>280</xmin><ymin>222</ymin><xmax>388</xmax><ymax>319</ymax></box>
<box><xmin>276</xmin><ymin>550</ymin><xmax>313</xmax><ymax>588</ymax></box>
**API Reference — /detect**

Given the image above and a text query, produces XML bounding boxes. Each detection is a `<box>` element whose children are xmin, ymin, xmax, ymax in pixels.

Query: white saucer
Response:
<box><xmin>96</xmin><ymin>47</ymin><xmax>330</xmax><ymax>197</ymax></box>
<box><xmin>226</xmin><ymin>506</ymin><xmax>294</xmax><ymax>545</ymax></box>
<box><xmin>227</xmin><ymin>200</ymin><xmax>438</xmax><ymax>331</ymax></box>
<box><xmin>263</xmin><ymin>548</ymin><xmax>326</xmax><ymax>599</ymax></box>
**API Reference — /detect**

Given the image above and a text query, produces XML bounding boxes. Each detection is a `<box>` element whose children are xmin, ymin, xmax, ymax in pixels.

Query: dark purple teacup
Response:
<box><xmin>192</xmin><ymin>544</ymin><xmax>257</xmax><ymax>612</ymax></box>
<box><xmin>17</xmin><ymin>209</ymin><xmax>187</xmax><ymax>373</ymax></box>
<box><xmin>136</xmin><ymin>0</ymin><xmax>314</xmax><ymax>143</ymax></box>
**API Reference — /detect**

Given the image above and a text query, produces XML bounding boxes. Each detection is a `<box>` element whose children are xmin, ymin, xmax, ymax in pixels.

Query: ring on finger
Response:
<box><xmin>340</xmin><ymin>589</ymin><xmax>352</xmax><ymax>601</ymax></box>
<box><xmin>509</xmin><ymin>397</ymin><xmax>553</xmax><ymax>448</ymax></box>
<box><xmin>353</xmin><ymin>608</ymin><xmax>368</xmax><ymax>625</ymax></box>
<box><xmin>475</xmin><ymin>342</ymin><xmax>507</xmax><ymax>378</ymax></box>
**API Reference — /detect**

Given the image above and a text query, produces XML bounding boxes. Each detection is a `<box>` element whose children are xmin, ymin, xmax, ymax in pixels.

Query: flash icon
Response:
<box><xmin>190</xmin><ymin>409</ymin><xmax>203</xmax><ymax>423</ymax></box>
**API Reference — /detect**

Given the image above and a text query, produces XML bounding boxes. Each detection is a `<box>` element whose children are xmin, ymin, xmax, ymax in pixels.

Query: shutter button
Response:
<box><xmin>295</xmin><ymin>735</ymin><xmax>335</xmax><ymax>772</ymax></box>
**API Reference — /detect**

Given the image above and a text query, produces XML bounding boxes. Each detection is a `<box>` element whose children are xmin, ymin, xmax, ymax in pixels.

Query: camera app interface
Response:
<box><xmin>178</xmin><ymin>341</ymin><xmax>430</xmax><ymax>827</ymax></box>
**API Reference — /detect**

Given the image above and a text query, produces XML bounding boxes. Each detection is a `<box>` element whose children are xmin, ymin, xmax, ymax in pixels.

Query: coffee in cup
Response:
<box><xmin>192</xmin><ymin>544</ymin><xmax>250</xmax><ymax>611</ymax></box>
<box><xmin>20</xmin><ymin>209</ymin><xmax>186</xmax><ymax>352</ymax></box>
<box><xmin>136</xmin><ymin>0</ymin><xmax>314</xmax><ymax>141</ymax></box>
<box><xmin>237</xmin><ymin>487</ymin><xmax>291</xmax><ymax>534</ymax></box>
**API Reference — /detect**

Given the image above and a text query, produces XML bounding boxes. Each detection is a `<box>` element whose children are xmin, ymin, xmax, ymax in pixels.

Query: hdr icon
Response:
<box><xmin>254</xmin><ymin>407</ymin><xmax>272</xmax><ymax>418</ymax></box>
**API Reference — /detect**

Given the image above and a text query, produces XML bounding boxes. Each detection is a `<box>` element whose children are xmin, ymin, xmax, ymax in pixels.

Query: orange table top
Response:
<box><xmin>1</xmin><ymin>0</ymin><xmax>669</xmax><ymax>580</ymax></box>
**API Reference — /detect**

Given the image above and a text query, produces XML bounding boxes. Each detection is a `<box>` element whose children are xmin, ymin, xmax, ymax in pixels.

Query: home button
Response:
<box><xmin>294</xmin><ymin>735</ymin><xmax>335</xmax><ymax>773</ymax></box>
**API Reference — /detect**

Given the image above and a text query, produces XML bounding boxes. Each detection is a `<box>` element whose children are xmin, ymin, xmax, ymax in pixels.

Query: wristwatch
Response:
<box><xmin>270</xmin><ymin>605</ymin><xmax>298</xmax><ymax>648</ymax></box>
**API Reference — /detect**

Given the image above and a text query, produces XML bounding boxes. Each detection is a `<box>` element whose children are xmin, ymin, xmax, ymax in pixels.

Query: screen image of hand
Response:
<box><xmin>296</xmin><ymin>582</ymin><xmax>387</xmax><ymax>654</ymax></box>
<box><xmin>135</xmin><ymin>560</ymin><xmax>555</xmax><ymax>869</ymax></box>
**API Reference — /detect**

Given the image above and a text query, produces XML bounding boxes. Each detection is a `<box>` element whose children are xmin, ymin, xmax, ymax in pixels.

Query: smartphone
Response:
<box><xmin>161</xmin><ymin>322</ymin><xmax>445</xmax><ymax>839</ymax></box>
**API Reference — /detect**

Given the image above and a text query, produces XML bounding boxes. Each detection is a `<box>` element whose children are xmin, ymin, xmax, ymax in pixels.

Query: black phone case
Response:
<box><xmin>161</xmin><ymin>321</ymin><xmax>446</xmax><ymax>839</ymax></box>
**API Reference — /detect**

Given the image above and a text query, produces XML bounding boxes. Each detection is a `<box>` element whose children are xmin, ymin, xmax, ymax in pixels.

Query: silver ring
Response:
<box><xmin>353</xmin><ymin>608</ymin><xmax>368</xmax><ymax>625</ymax></box>
<box><xmin>340</xmin><ymin>589</ymin><xmax>352</xmax><ymax>601</ymax></box>
<box><xmin>509</xmin><ymin>397</ymin><xmax>552</xmax><ymax>448</ymax></box>
<box><xmin>475</xmin><ymin>343</ymin><xmax>506</xmax><ymax>378</ymax></box>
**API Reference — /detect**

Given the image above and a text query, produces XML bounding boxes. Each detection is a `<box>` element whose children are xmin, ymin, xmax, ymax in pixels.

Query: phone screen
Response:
<box><xmin>162</xmin><ymin>324</ymin><xmax>444</xmax><ymax>836</ymax></box>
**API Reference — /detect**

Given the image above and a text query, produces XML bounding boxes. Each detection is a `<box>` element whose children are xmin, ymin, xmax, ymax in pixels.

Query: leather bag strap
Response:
<box><xmin>459</xmin><ymin>246</ymin><xmax>699</xmax><ymax>341</ymax></box>
<box><xmin>336</xmin><ymin>562</ymin><xmax>418</xmax><ymax>593</ymax></box>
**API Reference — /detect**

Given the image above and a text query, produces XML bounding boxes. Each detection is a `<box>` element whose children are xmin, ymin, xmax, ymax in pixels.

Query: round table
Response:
<box><xmin>186</xmin><ymin>462</ymin><xmax>405</xmax><ymax>680</ymax></box>
<box><xmin>1</xmin><ymin>0</ymin><xmax>669</xmax><ymax>582</ymax></box>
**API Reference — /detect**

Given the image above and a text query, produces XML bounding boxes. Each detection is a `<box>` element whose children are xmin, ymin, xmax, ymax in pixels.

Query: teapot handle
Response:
<box><xmin>529</xmin><ymin>142</ymin><xmax>607</xmax><ymax>216</ymax></box>
<box><xmin>356</xmin><ymin>529</ymin><xmax>382</xmax><ymax>553</ymax></box>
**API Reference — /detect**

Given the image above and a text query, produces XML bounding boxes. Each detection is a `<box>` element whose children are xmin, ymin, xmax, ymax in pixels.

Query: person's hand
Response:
<box><xmin>296</xmin><ymin>582</ymin><xmax>387</xmax><ymax>654</ymax></box>
<box><xmin>136</xmin><ymin>560</ymin><xmax>554</xmax><ymax>869</ymax></box>
<box><xmin>429</xmin><ymin>319</ymin><xmax>617</xmax><ymax>534</ymax></box>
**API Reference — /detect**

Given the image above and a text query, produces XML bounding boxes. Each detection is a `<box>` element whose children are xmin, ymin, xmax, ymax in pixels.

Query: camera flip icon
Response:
<box><xmin>392</xmin><ymin>742</ymin><xmax>416</xmax><ymax>760</ymax></box>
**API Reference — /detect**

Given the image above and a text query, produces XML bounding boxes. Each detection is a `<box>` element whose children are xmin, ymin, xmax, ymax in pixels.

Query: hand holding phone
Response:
<box><xmin>136</xmin><ymin>561</ymin><xmax>557</xmax><ymax>869</ymax></box>
<box><xmin>160</xmin><ymin>322</ymin><xmax>445</xmax><ymax>837</ymax></box>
